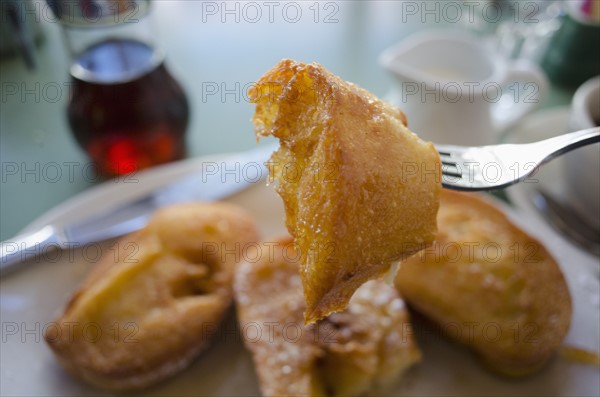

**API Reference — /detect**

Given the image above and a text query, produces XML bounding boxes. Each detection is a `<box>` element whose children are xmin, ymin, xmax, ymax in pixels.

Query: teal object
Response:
<box><xmin>541</xmin><ymin>12</ymin><xmax>600</xmax><ymax>88</ymax></box>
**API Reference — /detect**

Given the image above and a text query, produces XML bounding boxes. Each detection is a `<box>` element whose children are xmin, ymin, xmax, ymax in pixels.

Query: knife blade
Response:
<box><xmin>531</xmin><ymin>189</ymin><xmax>600</xmax><ymax>257</ymax></box>
<box><xmin>0</xmin><ymin>144</ymin><xmax>277</xmax><ymax>276</ymax></box>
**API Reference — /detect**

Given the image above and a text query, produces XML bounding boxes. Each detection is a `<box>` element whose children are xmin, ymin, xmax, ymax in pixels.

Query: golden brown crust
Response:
<box><xmin>44</xmin><ymin>203</ymin><xmax>260</xmax><ymax>390</ymax></box>
<box><xmin>234</xmin><ymin>237</ymin><xmax>421</xmax><ymax>397</ymax></box>
<box><xmin>395</xmin><ymin>190</ymin><xmax>572</xmax><ymax>377</ymax></box>
<box><xmin>250</xmin><ymin>59</ymin><xmax>441</xmax><ymax>324</ymax></box>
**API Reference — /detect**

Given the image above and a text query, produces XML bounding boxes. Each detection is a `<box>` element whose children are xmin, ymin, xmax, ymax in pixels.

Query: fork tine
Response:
<box><xmin>436</xmin><ymin>144</ymin><xmax>463</xmax><ymax>177</ymax></box>
<box><xmin>441</xmin><ymin>160</ymin><xmax>457</xmax><ymax>166</ymax></box>
<box><xmin>441</xmin><ymin>164</ymin><xmax>462</xmax><ymax>177</ymax></box>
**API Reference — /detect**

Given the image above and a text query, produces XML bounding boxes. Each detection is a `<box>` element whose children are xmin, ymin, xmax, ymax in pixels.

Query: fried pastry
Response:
<box><xmin>249</xmin><ymin>59</ymin><xmax>441</xmax><ymax>324</ymax></box>
<box><xmin>44</xmin><ymin>203</ymin><xmax>259</xmax><ymax>390</ymax></box>
<box><xmin>395</xmin><ymin>190</ymin><xmax>572</xmax><ymax>377</ymax></box>
<box><xmin>234</xmin><ymin>237</ymin><xmax>421</xmax><ymax>397</ymax></box>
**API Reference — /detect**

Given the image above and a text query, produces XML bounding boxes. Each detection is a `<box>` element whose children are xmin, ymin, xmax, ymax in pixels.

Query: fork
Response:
<box><xmin>437</xmin><ymin>127</ymin><xmax>600</xmax><ymax>191</ymax></box>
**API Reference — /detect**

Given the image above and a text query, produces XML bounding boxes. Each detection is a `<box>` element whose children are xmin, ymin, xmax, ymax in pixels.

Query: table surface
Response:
<box><xmin>0</xmin><ymin>0</ymin><xmax>574</xmax><ymax>240</ymax></box>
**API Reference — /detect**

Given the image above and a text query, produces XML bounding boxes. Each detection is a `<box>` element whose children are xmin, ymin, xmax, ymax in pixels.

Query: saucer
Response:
<box><xmin>503</xmin><ymin>106</ymin><xmax>599</xmax><ymax>259</ymax></box>
<box><xmin>503</xmin><ymin>106</ymin><xmax>571</xmax><ymax>201</ymax></box>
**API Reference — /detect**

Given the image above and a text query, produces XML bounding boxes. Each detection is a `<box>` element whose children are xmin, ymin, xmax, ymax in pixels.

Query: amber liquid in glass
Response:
<box><xmin>68</xmin><ymin>39</ymin><xmax>189</xmax><ymax>176</ymax></box>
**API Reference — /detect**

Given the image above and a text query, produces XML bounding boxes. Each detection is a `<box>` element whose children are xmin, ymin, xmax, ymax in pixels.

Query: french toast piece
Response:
<box><xmin>44</xmin><ymin>203</ymin><xmax>259</xmax><ymax>390</ymax></box>
<box><xmin>249</xmin><ymin>59</ymin><xmax>441</xmax><ymax>324</ymax></box>
<box><xmin>395</xmin><ymin>190</ymin><xmax>572</xmax><ymax>377</ymax></box>
<box><xmin>234</xmin><ymin>237</ymin><xmax>421</xmax><ymax>397</ymax></box>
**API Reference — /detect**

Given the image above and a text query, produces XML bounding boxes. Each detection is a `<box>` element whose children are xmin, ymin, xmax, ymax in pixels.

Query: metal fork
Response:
<box><xmin>438</xmin><ymin>128</ymin><xmax>600</xmax><ymax>191</ymax></box>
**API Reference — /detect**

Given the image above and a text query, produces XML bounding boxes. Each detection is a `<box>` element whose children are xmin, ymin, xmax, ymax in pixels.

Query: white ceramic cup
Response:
<box><xmin>564</xmin><ymin>76</ymin><xmax>600</xmax><ymax>229</ymax></box>
<box><xmin>379</xmin><ymin>30</ymin><xmax>548</xmax><ymax>145</ymax></box>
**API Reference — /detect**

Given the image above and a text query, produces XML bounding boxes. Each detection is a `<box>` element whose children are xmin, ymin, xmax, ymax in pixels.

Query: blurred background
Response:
<box><xmin>1</xmin><ymin>0</ymin><xmax>599</xmax><ymax>241</ymax></box>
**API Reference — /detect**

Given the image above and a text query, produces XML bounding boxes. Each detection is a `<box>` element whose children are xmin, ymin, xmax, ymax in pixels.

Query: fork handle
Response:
<box><xmin>537</xmin><ymin>127</ymin><xmax>600</xmax><ymax>165</ymax></box>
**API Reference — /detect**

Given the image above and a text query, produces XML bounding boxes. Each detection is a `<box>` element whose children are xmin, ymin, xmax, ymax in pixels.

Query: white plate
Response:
<box><xmin>503</xmin><ymin>107</ymin><xmax>572</xmax><ymax>215</ymax></box>
<box><xmin>1</xmin><ymin>149</ymin><xmax>599</xmax><ymax>396</ymax></box>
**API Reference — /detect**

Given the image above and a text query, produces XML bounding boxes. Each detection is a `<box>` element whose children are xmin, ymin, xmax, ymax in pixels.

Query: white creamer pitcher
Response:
<box><xmin>380</xmin><ymin>30</ymin><xmax>548</xmax><ymax>145</ymax></box>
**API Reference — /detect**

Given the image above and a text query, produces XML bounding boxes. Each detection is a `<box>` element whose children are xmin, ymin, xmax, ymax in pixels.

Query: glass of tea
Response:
<box><xmin>48</xmin><ymin>0</ymin><xmax>189</xmax><ymax>176</ymax></box>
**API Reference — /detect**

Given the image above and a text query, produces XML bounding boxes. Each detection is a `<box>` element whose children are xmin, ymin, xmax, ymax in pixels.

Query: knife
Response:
<box><xmin>0</xmin><ymin>144</ymin><xmax>277</xmax><ymax>276</ymax></box>
<box><xmin>531</xmin><ymin>189</ymin><xmax>600</xmax><ymax>257</ymax></box>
